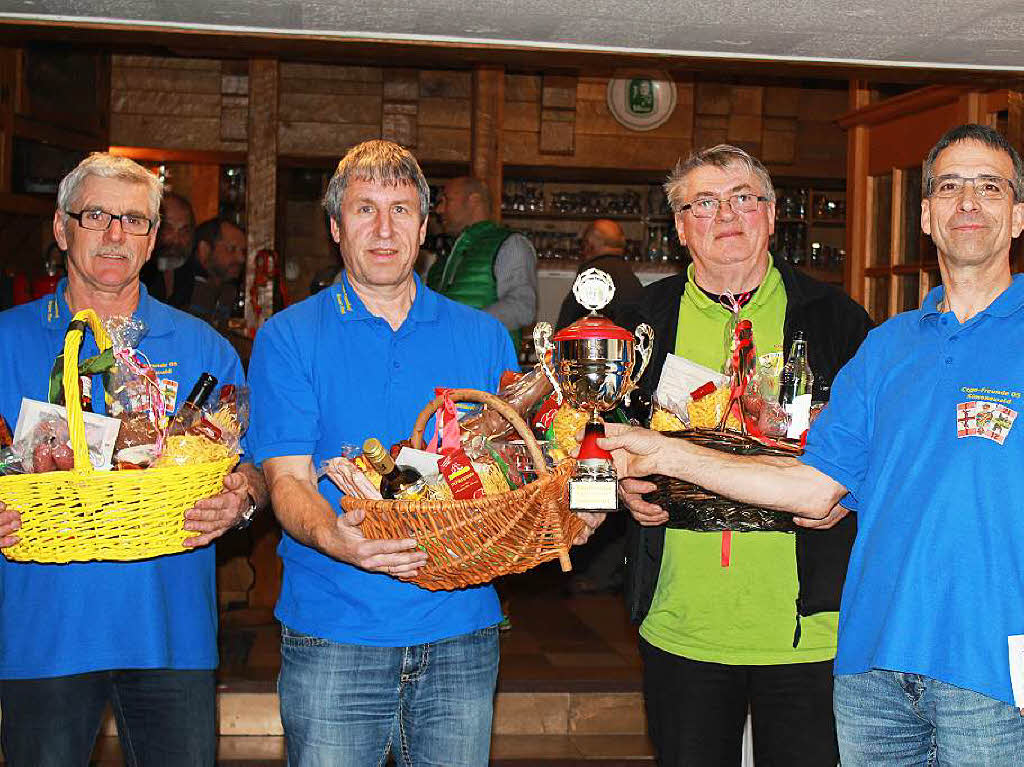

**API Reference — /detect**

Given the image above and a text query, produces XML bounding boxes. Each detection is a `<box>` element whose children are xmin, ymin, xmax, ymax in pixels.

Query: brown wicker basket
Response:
<box><xmin>643</xmin><ymin>427</ymin><xmax>803</xmax><ymax>532</ymax></box>
<box><xmin>341</xmin><ymin>388</ymin><xmax>585</xmax><ymax>591</ymax></box>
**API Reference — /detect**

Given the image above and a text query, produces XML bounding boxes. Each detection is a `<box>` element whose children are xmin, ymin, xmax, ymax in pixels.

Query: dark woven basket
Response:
<box><xmin>641</xmin><ymin>428</ymin><xmax>802</xmax><ymax>532</ymax></box>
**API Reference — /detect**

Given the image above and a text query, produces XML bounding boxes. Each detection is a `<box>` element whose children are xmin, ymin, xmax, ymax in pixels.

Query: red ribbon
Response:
<box><xmin>427</xmin><ymin>388</ymin><xmax>462</xmax><ymax>455</ymax></box>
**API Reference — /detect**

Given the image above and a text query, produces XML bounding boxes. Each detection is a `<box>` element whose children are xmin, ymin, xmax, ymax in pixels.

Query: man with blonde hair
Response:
<box><xmin>0</xmin><ymin>152</ymin><xmax>265</xmax><ymax>766</ymax></box>
<box><xmin>248</xmin><ymin>141</ymin><xmax>586</xmax><ymax>765</ymax></box>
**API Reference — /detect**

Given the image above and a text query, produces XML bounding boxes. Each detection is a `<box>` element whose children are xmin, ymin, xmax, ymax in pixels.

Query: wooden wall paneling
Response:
<box><xmin>246</xmin><ymin>58</ymin><xmax>278</xmax><ymax>328</ymax></box>
<box><xmin>472</xmin><ymin>66</ymin><xmax>504</xmax><ymax>218</ymax></box>
<box><xmin>382</xmin><ymin>69</ymin><xmax>418</xmax><ymax>148</ymax></box>
<box><xmin>189</xmin><ymin>163</ymin><xmax>221</xmax><ymax>222</ymax></box>
<box><xmin>539</xmin><ymin>74</ymin><xmax>575</xmax><ymax>156</ymax></box>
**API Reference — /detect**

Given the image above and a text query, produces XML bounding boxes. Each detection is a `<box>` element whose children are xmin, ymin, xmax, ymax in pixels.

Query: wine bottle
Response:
<box><xmin>362</xmin><ymin>438</ymin><xmax>426</xmax><ymax>500</ymax></box>
<box><xmin>778</xmin><ymin>332</ymin><xmax>813</xmax><ymax>438</ymax></box>
<box><xmin>167</xmin><ymin>373</ymin><xmax>218</xmax><ymax>437</ymax></box>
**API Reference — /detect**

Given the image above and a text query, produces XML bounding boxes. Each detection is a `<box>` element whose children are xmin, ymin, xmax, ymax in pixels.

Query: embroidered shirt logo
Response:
<box><xmin>956</xmin><ymin>400</ymin><xmax>1018</xmax><ymax>444</ymax></box>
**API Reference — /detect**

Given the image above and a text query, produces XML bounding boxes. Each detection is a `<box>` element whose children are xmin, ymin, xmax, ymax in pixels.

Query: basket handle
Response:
<box><xmin>410</xmin><ymin>388</ymin><xmax>549</xmax><ymax>476</ymax></box>
<box><xmin>63</xmin><ymin>309</ymin><xmax>113</xmax><ymax>473</ymax></box>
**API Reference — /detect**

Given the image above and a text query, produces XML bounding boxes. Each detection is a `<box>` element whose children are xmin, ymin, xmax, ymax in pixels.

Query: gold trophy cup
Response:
<box><xmin>534</xmin><ymin>269</ymin><xmax>653</xmax><ymax>511</ymax></box>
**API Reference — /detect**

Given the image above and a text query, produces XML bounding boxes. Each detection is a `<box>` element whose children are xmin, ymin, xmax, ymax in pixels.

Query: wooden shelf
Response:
<box><xmin>504</xmin><ymin>211</ymin><xmax>644</xmax><ymax>222</ymax></box>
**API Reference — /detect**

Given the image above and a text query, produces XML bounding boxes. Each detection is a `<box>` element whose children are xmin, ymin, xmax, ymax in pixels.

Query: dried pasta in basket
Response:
<box><xmin>152</xmin><ymin>435</ymin><xmax>236</xmax><ymax>467</ymax></box>
<box><xmin>686</xmin><ymin>386</ymin><xmax>741</xmax><ymax>430</ymax></box>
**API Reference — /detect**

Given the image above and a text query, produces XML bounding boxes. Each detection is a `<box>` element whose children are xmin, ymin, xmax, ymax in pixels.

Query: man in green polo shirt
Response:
<box><xmin>622</xmin><ymin>145</ymin><xmax>872</xmax><ymax>766</ymax></box>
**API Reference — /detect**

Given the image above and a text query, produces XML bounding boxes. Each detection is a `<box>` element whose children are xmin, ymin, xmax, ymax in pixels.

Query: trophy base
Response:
<box><xmin>569</xmin><ymin>458</ymin><xmax>619</xmax><ymax>512</ymax></box>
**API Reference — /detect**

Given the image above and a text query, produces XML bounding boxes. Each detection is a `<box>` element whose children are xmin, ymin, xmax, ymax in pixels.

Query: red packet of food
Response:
<box><xmin>438</xmin><ymin>448</ymin><xmax>485</xmax><ymax>499</ymax></box>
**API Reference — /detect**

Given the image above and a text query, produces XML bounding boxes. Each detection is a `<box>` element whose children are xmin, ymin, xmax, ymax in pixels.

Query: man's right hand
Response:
<box><xmin>0</xmin><ymin>501</ymin><xmax>22</xmax><ymax>549</ymax></box>
<box><xmin>619</xmin><ymin>478</ymin><xmax>668</xmax><ymax>526</ymax></box>
<box><xmin>329</xmin><ymin>505</ymin><xmax>428</xmax><ymax>579</ymax></box>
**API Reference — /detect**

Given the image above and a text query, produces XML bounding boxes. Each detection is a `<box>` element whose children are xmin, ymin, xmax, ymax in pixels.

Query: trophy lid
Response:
<box><xmin>553</xmin><ymin>314</ymin><xmax>635</xmax><ymax>342</ymax></box>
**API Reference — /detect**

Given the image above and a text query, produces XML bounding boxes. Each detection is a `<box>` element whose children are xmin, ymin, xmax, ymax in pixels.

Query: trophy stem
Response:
<box><xmin>577</xmin><ymin>414</ymin><xmax>613</xmax><ymax>462</ymax></box>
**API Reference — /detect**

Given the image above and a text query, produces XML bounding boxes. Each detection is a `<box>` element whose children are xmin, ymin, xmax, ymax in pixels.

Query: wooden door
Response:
<box><xmin>839</xmin><ymin>85</ymin><xmax>1021</xmax><ymax>322</ymax></box>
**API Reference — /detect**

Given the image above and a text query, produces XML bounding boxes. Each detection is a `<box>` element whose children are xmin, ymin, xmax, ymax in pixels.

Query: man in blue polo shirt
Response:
<box><xmin>598</xmin><ymin>123</ymin><xmax>1024</xmax><ymax>764</ymax></box>
<box><xmin>0</xmin><ymin>152</ymin><xmax>267</xmax><ymax>766</ymax></box>
<box><xmin>248</xmin><ymin>140</ymin><xmax>594</xmax><ymax>766</ymax></box>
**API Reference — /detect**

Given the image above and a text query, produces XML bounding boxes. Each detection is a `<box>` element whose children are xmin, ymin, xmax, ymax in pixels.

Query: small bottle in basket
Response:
<box><xmin>362</xmin><ymin>438</ymin><xmax>427</xmax><ymax>501</ymax></box>
<box><xmin>166</xmin><ymin>373</ymin><xmax>218</xmax><ymax>437</ymax></box>
<box><xmin>778</xmin><ymin>332</ymin><xmax>813</xmax><ymax>439</ymax></box>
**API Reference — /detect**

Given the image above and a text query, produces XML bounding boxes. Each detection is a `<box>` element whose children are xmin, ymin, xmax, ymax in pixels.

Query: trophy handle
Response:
<box><xmin>624</xmin><ymin>323</ymin><xmax>654</xmax><ymax>404</ymax></box>
<box><xmin>533</xmin><ymin>323</ymin><xmax>563</xmax><ymax>404</ymax></box>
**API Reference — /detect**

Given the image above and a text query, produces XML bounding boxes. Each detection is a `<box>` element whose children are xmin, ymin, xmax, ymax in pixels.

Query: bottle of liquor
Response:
<box><xmin>361</xmin><ymin>438</ymin><xmax>426</xmax><ymax>500</ymax></box>
<box><xmin>779</xmin><ymin>332</ymin><xmax>813</xmax><ymax>438</ymax></box>
<box><xmin>167</xmin><ymin>373</ymin><xmax>218</xmax><ymax>437</ymax></box>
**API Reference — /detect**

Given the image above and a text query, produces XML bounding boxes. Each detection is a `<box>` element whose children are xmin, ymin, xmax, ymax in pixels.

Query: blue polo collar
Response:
<box><xmin>40</xmin><ymin>279</ymin><xmax>176</xmax><ymax>337</ymax></box>
<box><xmin>920</xmin><ymin>273</ymin><xmax>1024</xmax><ymax>323</ymax></box>
<box><xmin>330</xmin><ymin>271</ymin><xmax>439</xmax><ymax>326</ymax></box>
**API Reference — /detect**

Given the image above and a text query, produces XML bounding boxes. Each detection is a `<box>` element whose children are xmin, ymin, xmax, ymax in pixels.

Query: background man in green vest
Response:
<box><xmin>428</xmin><ymin>176</ymin><xmax>537</xmax><ymax>351</ymax></box>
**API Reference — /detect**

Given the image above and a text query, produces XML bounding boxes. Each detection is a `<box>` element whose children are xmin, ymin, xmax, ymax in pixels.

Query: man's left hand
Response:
<box><xmin>183</xmin><ymin>471</ymin><xmax>250</xmax><ymax>547</ymax></box>
<box><xmin>572</xmin><ymin>511</ymin><xmax>606</xmax><ymax>546</ymax></box>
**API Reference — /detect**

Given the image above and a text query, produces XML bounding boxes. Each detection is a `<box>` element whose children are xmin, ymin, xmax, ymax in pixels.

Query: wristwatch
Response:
<box><xmin>236</xmin><ymin>492</ymin><xmax>258</xmax><ymax>530</ymax></box>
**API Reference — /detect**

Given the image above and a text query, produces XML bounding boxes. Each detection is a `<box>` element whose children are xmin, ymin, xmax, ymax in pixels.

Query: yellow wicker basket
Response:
<box><xmin>344</xmin><ymin>388</ymin><xmax>585</xmax><ymax>591</ymax></box>
<box><xmin>0</xmin><ymin>309</ymin><xmax>238</xmax><ymax>563</ymax></box>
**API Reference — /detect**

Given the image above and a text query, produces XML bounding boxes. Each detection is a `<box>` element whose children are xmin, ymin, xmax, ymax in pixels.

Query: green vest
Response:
<box><xmin>426</xmin><ymin>220</ymin><xmax>519</xmax><ymax>348</ymax></box>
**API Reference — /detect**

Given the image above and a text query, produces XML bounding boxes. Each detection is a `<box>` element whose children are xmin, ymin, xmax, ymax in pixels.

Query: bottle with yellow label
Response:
<box><xmin>361</xmin><ymin>438</ymin><xmax>427</xmax><ymax>500</ymax></box>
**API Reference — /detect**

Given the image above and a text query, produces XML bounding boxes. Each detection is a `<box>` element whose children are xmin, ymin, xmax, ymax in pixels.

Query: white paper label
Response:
<box><xmin>394</xmin><ymin>446</ymin><xmax>442</xmax><ymax>477</ymax></box>
<box><xmin>570</xmin><ymin>478</ymin><xmax>619</xmax><ymax>511</ymax></box>
<box><xmin>1009</xmin><ymin>635</ymin><xmax>1024</xmax><ymax>708</ymax></box>
<box><xmin>785</xmin><ymin>393</ymin><xmax>813</xmax><ymax>439</ymax></box>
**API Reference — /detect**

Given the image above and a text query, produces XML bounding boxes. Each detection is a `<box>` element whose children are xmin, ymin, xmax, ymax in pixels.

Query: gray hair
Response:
<box><xmin>323</xmin><ymin>140</ymin><xmax>430</xmax><ymax>221</ymax></box>
<box><xmin>922</xmin><ymin>123</ymin><xmax>1024</xmax><ymax>201</ymax></box>
<box><xmin>57</xmin><ymin>152</ymin><xmax>163</xmax><ymax>223</ymax></box>
<box><xmin>664</xmin><ymin>144</ymin><xmax>776</xmax><ymax>212</ymax></box>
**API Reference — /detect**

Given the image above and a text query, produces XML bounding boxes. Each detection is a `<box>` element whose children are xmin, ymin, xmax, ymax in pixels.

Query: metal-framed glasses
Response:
<box><xmin>679</xmin><ymin>193</ymin><xmax>769</xmax><ymax>219</ymax></box>
<box><xmin>927</xmin><ymin>174</ymin><xmax>1015</xmax><ymax>201</ymax></box>
<box><xmin>66</xmin><ymin>208</ymin><xmax>154</xmax><ymax>235</ymax></box>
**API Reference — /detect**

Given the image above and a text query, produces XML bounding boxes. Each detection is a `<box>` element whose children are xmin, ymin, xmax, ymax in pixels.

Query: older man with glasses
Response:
<box><xmin>605</xmin><ymin>125</ymin><xmax>1024</xmax><ymax>764</ymax></box>
<box><xmin>616</xmin><ymin>144</ymin><xmax>872</xmax><ymax>766</ymax></box>
<box><xmin>0</xmin><ymin>152</ymin><xmax>267</xmax><ymax>766</ymax></box>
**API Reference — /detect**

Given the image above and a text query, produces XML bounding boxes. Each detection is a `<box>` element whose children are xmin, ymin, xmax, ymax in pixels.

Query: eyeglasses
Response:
<box><xmin>927</xmin><ymin>174</ymin><xmax>1016</xmax><ymax>201</ymax></box>
<box><xmin>679</xmin><ymin>193</ymin><xmax>769</xmax><ymax>219</ymax></box>
<box><xmin>66</xmin><ymin>208</ymin><xmax>154</xmax><ymax>236</ymax></box>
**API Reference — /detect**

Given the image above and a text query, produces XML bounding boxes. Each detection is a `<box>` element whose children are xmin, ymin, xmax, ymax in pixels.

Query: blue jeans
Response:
<box><xmin>835</xmin><ymin>670</ymin><xmax>1024</xmax><ymax>766</ymax></box>
<box><xmin>278</xmin><ymin>624</ymin><xmax>499</xmax><ymax>767</ymax></box>
<box><xmin>0</xmin><ymin>669</ymin><xmax>216</xmax><ymax>767</ymax></box>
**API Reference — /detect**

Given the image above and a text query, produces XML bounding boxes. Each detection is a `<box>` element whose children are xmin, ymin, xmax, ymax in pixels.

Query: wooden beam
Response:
<box><xmin>844</xmin><ymin>80</ymin><xmax>871</xmax><ymax>306</ymax></box>
<box><xmin>108</xmin><ymin>146</ymin><xmax>245</xmax><ymax>164</ymax></box>
<box><xmin>471</xmin><ymin>65</ymin><xmax>503</xmax><ymax>220</ymax></box>
<box><xmin>245</xmin><ymin>57</ymin><xmax>278</xmax><ymax>329</ymax></box>
<box><xmin>0</xmin><ymin>47</ymin><xmax>15</xmax><ymax>194</ymax></box>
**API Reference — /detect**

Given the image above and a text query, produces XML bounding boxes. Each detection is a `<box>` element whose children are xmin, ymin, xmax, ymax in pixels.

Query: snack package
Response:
<box><xmin>461</xmin><ymin>364</ymin><xmax>554</xmax><ymax>441</ymax></box>
<box><xmin>12</xmin><ymin>398</ymin><xmax>120</xmax><ymax>471</ymax></box>
<box><xmin>549</xmin><ymin>403</ymin><xmax>589</xmax><ymax>453</ymax></box>
<box><xmin>686</xmin><ymin>385</ymin><xmax>741</xmax><ymax>430</ymax></box>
